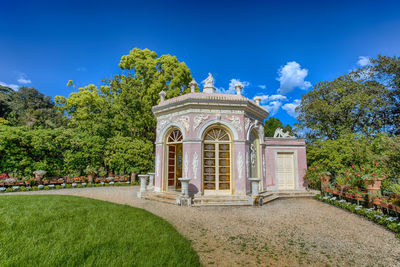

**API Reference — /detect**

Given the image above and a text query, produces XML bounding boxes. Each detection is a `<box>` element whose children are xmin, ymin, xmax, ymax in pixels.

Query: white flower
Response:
<box><xmin>338</xmin><ymin>200</ymin><xmax>346</xmax><ymax>203</ymax></box>
<box><xmin>49</xmin><ymin>184</ymin><xmax>55</xmax><ymax>188</ymax></box>
<box><xmin>72</xmin><ymin>183</ymin><xmax>77</xmax><ymax>187</ymax></box>
<box><xmin>12</xmin><ymin>186</ymin><xmax>19</xmax><ymax>191</ymax></box>
<box><xmin>355</xmin><ymin>206</ymin><xmax>363</xmax><ymax>210</ymax></box>
<box><xmin>330</xmin><ymin>197</ymin><xmax>337</xmax><ymax>200</ymax></box>
<box><xmin>323</xmin><ymin>196</ymin><xmax>330</xmax><ymax>200</ymax></box>
<box><xmin>126</xmin><ymin>181</ymin><xmax>130</xmax><ymax>184</ymax></box>
<box><xmin>110</xmin><ymin>182</ymin><xmax>114</xmax><ymax>185</ymax></box>
<box><xmin>61</xmin><ymin>183</ymin><xmax>66</xmax><ymax>187</ymax></box>
<box><xmin>82</xmin><ymin>183</ymin><xmax>87</xmax><ymax>186</ymax></box>
<box><xmin>38</xmin><ymin>185</ymin><xmax>44</xmax><ymax>189</ymax></box>
<box><xmin>0</xmin><ymin>187</ymin><xmax>6</xmax><ymax>191</ymax></box>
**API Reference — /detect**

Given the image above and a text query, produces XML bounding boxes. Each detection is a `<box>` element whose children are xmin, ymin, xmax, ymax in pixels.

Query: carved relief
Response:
<box><xmin>193</xmin><ymin>115</ymin><xmax>209</xmax><ymax>131</ymax></box>
<box><xmin>228</xmin><ymin>116</ymin><xmax>242</xmax><ymax>132</ymax></box>
<box><xmin>237</xmin><ymin>152</ymin><xmax>244</xmax><ymax>180</ymax></box>
<box><xmin>175</xmin><ymin>116</ymin><xmax>190</xmax><ymax>133</ymax></box>
<box><xmin>192</xmin><ymin>152</ymin><xmax>199</xmax><ymax>180</ymax></box>
<box><xmin>156</xmin><ymin>156</ymin><xmax>160</xmax><ymax>177</ymax></box>
<box><xmin>157</xmin><ymin>119</ymin><xmax>169</xmax><ymax>133</ymax></box>
<box><xmin>245</xmin><ymin>117</ymin><xmax>251</xmax><ymax>132</ymax></box>
<box><xmin>262</xmin><ymin>154</ymin><xmax>266</xmax><ymax>179</ymax></box>
<box><xmin>274</xmin><ymin>128</ymin><xmax>294</xmax><ymax>138</ymax></box>
<box><xmin>183</xmin><ymin>152</ymin><xmax>189</xmax><ymax>178</ymax></box>
<box><xmin>250</xmin><ymin>143</ymin><xmax>256</xmax><ymax>168</ymax></box>
<box><xmin>246</xmin><ymin>151</ymin><xmax>250</xmax><ymax>178</ymax></box>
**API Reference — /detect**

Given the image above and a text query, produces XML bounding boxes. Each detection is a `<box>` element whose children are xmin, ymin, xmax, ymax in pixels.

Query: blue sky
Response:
<box><xmin>1</xmin><ymin>0</ymin><xmax>400</xmax><ymax>125</ymax></box>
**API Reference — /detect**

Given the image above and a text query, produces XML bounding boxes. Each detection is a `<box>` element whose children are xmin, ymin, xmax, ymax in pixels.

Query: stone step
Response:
<box><xmin>262</xmin><ymin>194</ymin><xmax>279</xmax><ymax>204</ymax></box>
<box><xmin>192</xmin><ymin>201</ymin><xmax>251</xmax><ymax>207</ymax></box>
<box><xmin>144</xmin><ymin>195</ymin><xmax>177</xmax><ymax>205</ymax></box>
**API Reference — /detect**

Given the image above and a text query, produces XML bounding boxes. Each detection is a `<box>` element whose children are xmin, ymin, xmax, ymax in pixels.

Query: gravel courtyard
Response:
<box><xmin>5</xmin><ymin>186</ymin><xmax>400</xmax><ymax>266</ymax></box>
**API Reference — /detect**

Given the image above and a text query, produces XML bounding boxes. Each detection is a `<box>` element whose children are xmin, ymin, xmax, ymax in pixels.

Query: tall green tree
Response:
<box><xmin>296</xmin><ymin>74</ymin><xmax>390</xmax><ymax>140</ymax></box>
<box><xmin>109</xmin><ymin>48</ymin><xmax>192</xmax><ymax>140</ymax></box>
<box><xmin>264</xmin><ymin>117</ymin><xmax>292</xmax><ymax>137</ymax></box>
<box><xmin>368</xmin><ymin>55</ymin><xmax>400</xmax><ymax>134</ymax></box>
<box><xmin>56</xmin><ymin>48</ymin><xmax>192</xmax><ymax>141</ymax></box>
<box><xmin>1</xmin><ymin>86</ymin><xmax>64</xmax><ymax>128</ymax></box>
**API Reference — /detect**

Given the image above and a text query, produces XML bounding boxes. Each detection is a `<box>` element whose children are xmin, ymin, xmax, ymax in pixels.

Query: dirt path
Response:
<box><xmin>4</xmin><ymin>186</ymin><xmax>400</xmax><ymax>266</ymax></box>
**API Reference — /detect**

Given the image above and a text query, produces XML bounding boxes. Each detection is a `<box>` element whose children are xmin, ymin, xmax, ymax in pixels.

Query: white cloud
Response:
<box><xmin>218</xmin><ymin>78</ymin><xmax>250</xmax><ymax>94</ymax></box>
<box><xmin>0</xmin><ymin>81</ymin><xmax>19</xmax><ymax>90</ymax></box>
<box><xmin>262</xmin><ymin>101</ymin><xmax>282</xmax><ymax>116</ymax></box>
<box><xmin>357</xmin><ymin>56</ymin><xmax>370</xmax><ymax>67</ymax></box>
<box><xmin>76</xmin><ymin>67</ymin><xmax>87</xmax><ymax>72</ymax></box>
<box><xmin>277</xmin><ymin>61</ymin><xmax>311</xmax><ymax>94</ymax></box>
<box><xmin>258</xmin><ymin>85</ymin><xmax>266</xmax><ymax>89</ymax></box>
<box><xmin>282</xmin><ymin>99</ymin><xmax>301</xmax><ymax>118</ymax></box>
<box><xmin>16</xmin><ymin>73</ymin><xmax>31</xmax><ymax>84</ymax></box>
<box><xmin>17</xmin><ymin>77</ymin><xmax>31</xmax><ymax>84</ymax></box>
<box><xmin>256</xmin><ymin>94</ymin><xmax>287</xmax><ymax>104</ymax></box>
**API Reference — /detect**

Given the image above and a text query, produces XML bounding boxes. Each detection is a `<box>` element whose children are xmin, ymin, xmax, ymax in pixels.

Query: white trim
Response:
<box><xmin>197</xmin><ymin>119</ymin><xmax>239</xmax><ymax>141</ymax></box>
<box><xmin>158</xmin><ymin>122</ymin><xmax>185</xmax><ymax>143</ymax></box>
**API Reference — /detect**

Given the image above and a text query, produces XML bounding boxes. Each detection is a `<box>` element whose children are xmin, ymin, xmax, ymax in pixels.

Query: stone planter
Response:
<box><xmin>178</xmin><ymin>177</ymin><xmax>191</xmax><ymax>196</ymax></box>
<box><xmin>148</xmin><ymin>172</ymin><xmax>155</xmax><ymax>189</ymax></box>
<box><xmin>320</xmin><ymin>175</ymin><xmax>330</xmax><ymax>184</ymax></box>
<box><xmin>364</xmin><ymin>178</ymin><xmax>383</xmax><ymax>191</ymax></box>
<box><xmin>137</xmin><ymin>174</ymin><xmax>149</xmax><ymax>197</ymax></box>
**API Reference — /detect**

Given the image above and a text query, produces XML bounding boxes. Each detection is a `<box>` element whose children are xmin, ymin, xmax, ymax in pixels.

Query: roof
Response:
<box><xmin>152</xmin><ymin>92</ymin><xmax>269</xmax><ymax>119</ymax></box>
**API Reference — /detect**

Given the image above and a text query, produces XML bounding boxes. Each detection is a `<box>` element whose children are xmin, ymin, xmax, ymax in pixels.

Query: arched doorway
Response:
<box><xmin>203</xmin><ymin>126</ymin><xmax>232</xmax><ymax>195</ymax></box>
<box><xmin>165</xmin><ymin>128</ymin><xmax>183</xmax><ymax>191</ymax></box>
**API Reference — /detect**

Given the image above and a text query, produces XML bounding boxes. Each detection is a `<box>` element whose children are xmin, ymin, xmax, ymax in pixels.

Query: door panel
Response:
<box><xmin>277</xmin><ymin>153</ymin><xmax>295</xmax><ymax>190</ymax></box>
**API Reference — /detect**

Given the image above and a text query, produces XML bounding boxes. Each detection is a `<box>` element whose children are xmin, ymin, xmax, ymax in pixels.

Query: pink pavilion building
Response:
<box><xmin>150</xmin><ymin>75</ymin><xmax>308</xmax><ymax>202</ymax></box>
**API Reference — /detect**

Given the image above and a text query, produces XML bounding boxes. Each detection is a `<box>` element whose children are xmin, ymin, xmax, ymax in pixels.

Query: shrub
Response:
<box><xmin>66</xmin><ymin>184</ymin><xmax>72</xmax><ymax>189</ymax></box>
<box><xmin>55</xmin><ymin>185</ymin><xmax>62</xmax><ymax>190</ymax></box>
<box><xmin>32</xmin><ymin>186</ymin><xmax>38</xmax><ymax>191</ymax></box>
<box><xmin>19</xmin><ymin>187</ymin><xmax>27</xmax><ymax>192</ymax></box>
<box><xmin>44</xmin><ymin>186</ymin><xmax>50</xmax><ymax>190</ymax></box>
<box><xmin>38</xmin><ymin>185</ymin><xmax>44</xmax><ymax>190</ymax></box>
<box><xmin>6</xmin><ymin>188</ymin><xmax>13</xmax><ymax>192</ymax></box>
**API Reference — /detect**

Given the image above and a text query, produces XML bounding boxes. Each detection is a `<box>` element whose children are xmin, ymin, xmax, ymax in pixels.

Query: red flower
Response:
<box><xmin>372</xmin><ymin>173</ymin><xmax>376</xmax><ymax>177</ymax></box>
<box><xmin>356</xmin><ymin>173</ymin><xmax>360</xmax><ymax>176</ymax></box>
<box><xmin>351</xmin><ymin>164</ymin><xmax>355</xmax><ymax>169</ymax></box>
<box><xmin>346</xmin><ymin>177</ymin><xmax>350</xmax><ymax>180</ymax></box>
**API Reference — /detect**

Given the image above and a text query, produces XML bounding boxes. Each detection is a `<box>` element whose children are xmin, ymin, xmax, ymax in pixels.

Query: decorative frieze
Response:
<box><xmin>245</xmin><ymin>117</ymin><xmax>251</xmax><ymax>132</ymax></box>
<box><xmin>228</xmin><ymin>115</ymin><xmax>242</xmax><ymax>132</ymax></box>
<box><xmin>193</xmin><ymin>115</ymin><xmax>209</xmax><ymax>131</ymax></box>
<box><xmin>175</xmin><ymin>116</ymin><xmax>190</xmax><ymax>133</ymax></box>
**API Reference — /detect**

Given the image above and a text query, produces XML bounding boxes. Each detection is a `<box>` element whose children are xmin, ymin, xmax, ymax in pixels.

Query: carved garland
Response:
<box><xmin>192</xmin><ymin>152</ymin><xmax>199</xmax><ymax>180</ymax></box>
<box><xmin>237</xmin><ymin>152</ymin><xmax>244</xmax><ymax>180</ymax></box>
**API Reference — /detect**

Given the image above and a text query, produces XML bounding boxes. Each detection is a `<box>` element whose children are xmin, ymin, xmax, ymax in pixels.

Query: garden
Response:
<box><xmin>0</xmin><ymin>195</ymin><xmax>200</xmax><ymax>266</ymax></box>
<box><xmin>305</xmin><ymin>161</ymin><xmax>400</xmax><ymax>237</ymax></box>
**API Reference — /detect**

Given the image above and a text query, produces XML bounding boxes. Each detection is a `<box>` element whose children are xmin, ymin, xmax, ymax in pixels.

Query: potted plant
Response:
<box><xmin>319</xmin><ymin>171</ymin><xmax>331</xmax><ymax>184</ymax></box>
<box><xmin>33</xmin><ymin>170</ymin><xmax>47</xmax><ymax>183</ymax></box>
<box><xmin>361</xmin><ymin>162</ymin><xmax>385</xmax><ymax>191</ymax></box>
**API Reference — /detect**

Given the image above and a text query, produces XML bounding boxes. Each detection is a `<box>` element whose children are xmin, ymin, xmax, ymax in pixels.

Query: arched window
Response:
<box><xmin>166</xmin><ymin>129</ymin><xmax>183</xmax><ymax>190</ymax></box>
<box><xmin>203</xmin><ymin>126</ymin><xmax>232</xmax><ymax>193</ymax></box>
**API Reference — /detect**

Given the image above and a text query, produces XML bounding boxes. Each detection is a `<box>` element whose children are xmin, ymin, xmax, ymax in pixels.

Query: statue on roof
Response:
<box><xmin>273</xmin><ymin>128</ymin><xmax>294</xmax><ymax>138</ymax></box>
<box><xmin>202</xmin><ymin>73</ymin><xmax>214</xmax><ymax>88</ymax></box>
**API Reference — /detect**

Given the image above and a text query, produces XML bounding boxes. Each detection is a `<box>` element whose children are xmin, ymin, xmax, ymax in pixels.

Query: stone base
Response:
<box><xmin>249</xmin><ymin>196</ymin><xmax>263</xmax><ymax>206</ymax></box>
<box><xmin>176</xmin><ymin>195</ymin><xmax>192</xmax><ymax>207</ymax></box>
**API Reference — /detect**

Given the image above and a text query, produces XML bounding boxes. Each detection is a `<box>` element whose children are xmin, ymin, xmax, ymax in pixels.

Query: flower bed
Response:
<box><xmin>0</xmin><ymin>181</ymin><xmax>137</xmax><ymax>193</ymax></box>
<box><xmin>316</xmin><ymin>194</ymin><xmax>400</xmax><ymax>238</ymax></box>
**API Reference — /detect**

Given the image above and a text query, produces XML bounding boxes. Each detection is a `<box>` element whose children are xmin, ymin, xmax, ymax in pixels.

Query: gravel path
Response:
<box><xmin>4</xmin><ymin>186</ymin><xmax>400</xmax><ymax>266</ymax></box>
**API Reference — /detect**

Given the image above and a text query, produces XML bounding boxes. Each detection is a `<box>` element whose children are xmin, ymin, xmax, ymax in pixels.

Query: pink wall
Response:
<box><xmin>264</xmin><ymin>138</ymin><xmax>307</xmax><ymax>190</ymax></box>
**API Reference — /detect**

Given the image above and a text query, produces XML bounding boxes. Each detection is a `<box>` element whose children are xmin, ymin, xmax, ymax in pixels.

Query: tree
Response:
<box><xmin>264</xmin><ymin>117</ymin><xmax>292</xmax><ymax>137</ymax></box>
<box><xmin>1</xmin><ymin>86</ymin><xmax>64</xmax><ymax>128</ymax></box>
<box><xmin>296</xmin><ymin>74</ymin><xmax>390</xmax><ymax>140</ymax></box>
<box><xmin>56</xmin><ymin>48</ymin><xmax>192</xmax><ymax>141</ymax></box>
<box><xmin>109</xmin><ymin>48</ymin><xmax>192</xmax><ymax>140</ymax></box>
<box><xmin>368</xmin><ymin>55</ymin><xmax>400</xmax><ymax>134</ymax></box>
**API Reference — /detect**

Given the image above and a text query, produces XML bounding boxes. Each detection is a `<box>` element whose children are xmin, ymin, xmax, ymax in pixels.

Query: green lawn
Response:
<box><xmin>0</xmin><ymin>195</ymin><xmax>200</xmax><ymax>266</ymax></box>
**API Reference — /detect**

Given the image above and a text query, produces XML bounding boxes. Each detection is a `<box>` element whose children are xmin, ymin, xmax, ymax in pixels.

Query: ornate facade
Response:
<box><xmin>152</xmin><ymin>78</ymin><xmax>307</xmax><ymax>197</ymax></box>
